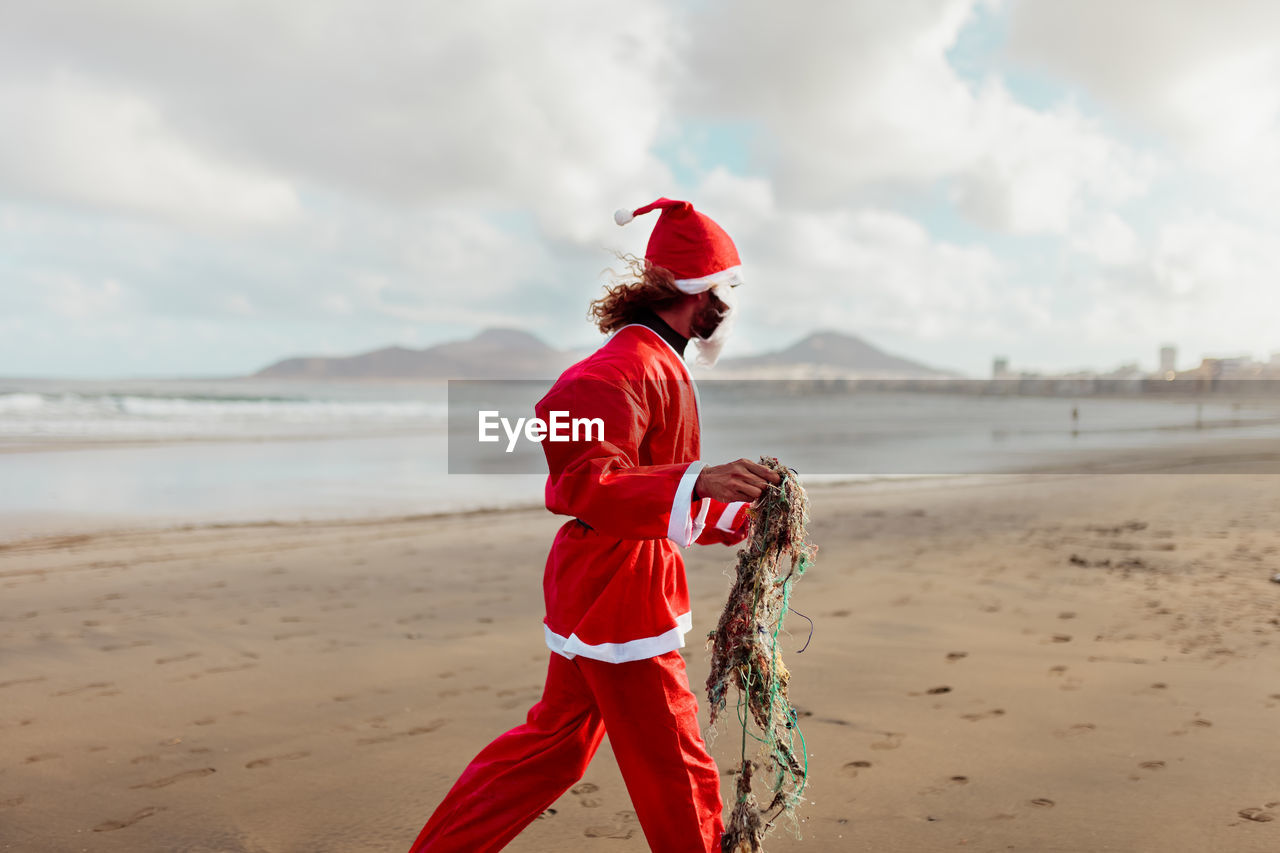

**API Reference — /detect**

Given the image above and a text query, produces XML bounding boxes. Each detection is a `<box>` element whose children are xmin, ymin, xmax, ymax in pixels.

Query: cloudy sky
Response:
<box><xmin>3</xmin><ymin>0</ymin><xmax>1279</xmax><ymax>379</ymax></box>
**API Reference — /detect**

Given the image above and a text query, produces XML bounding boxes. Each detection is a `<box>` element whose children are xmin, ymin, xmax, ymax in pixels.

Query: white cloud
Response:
<box><xmin>745</xmin><ymin>206</ymin><xmax>1009</xmax><ymax>340</ymax></box>
<box><xmin>1149</xmin><ymin>212</ymin><xmax>1279</xmax><ymax>305</ymax></box>
<box><xmin>40</xmin><ymin>270</ymin><xmax>133</xmax><ymax>319</ymax></box>
<box><xmin>686</xmin><ymin>0</ymin><xmax>983</xmax><ymax>196</ymax></box>
<box><xmin>1006</xmin><ymin>0</ymin><xmax>1280</xmax><ymax>137</ymax></box>
<box><xmin>1006</xmin><ymin>0</ymin><xmax>1280</xmax><ymax>202</ymax></box>
<box><xmin>955</xmin><ymin>85</ymin><xmax>1159</xmax><ymax>234</ymax></box>
<box><xmin>225</xmin><ymin>293</ymin><xmax>255</xmax><ymax>316</ymax></box>
<box><xmin>0</xmin><ymin>73</ymin><xmax>299</xmax><ymax>228</ymax></box>
<box><xmin>1074</xmin><ymin>210</ymin><xmax>1280</xmax><ymax>364</ymax></box>
<box><xmin>1070</xmin><ymin>212</ymin><xmax>1140</xmax><ymax>267</ymax></box>
<box><xmin>320</xmin><ymin>293</ymin><xmax>352</xmax><ymax>316</ymax></box>
<box><xmin>685</xmin><ymin>1</ymin><xmax>1154</xmax><ymax>237</ymax></box>
<box><xmin>0</xmin><ymin>1</ymin><xmax>680</xmax><ymax>241</ymax></box>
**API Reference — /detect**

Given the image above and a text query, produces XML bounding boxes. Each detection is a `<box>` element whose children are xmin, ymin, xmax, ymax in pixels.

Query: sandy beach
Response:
<box><xmin>3</xmin><ymin>450</ymin><xmax>1280</xmax><ymax>852</ymax></box>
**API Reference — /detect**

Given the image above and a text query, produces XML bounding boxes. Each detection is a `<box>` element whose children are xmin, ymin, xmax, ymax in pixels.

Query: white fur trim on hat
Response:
<box><xmin>672</xmin><ymin>265</ymin><xmax>743</xmax><ymax>294</ymax></box>
<box><xmin>614</xmin><ymin>209</ymin><xmax>635</xmax><ymax>226</ymax></box>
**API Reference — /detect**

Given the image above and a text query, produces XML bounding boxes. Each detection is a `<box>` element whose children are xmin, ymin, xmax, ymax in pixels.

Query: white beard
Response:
<box><xmin>691</xmin><ymin>284</ymin><xmax>738</xmax><ymax>368</ymax></box>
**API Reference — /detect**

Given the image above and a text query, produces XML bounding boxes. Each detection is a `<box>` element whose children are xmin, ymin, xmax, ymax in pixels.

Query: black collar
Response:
<box><xmin>634</xmin><ymin>307</ymin><xmax>688</xmax><ymax>357</ymax></box>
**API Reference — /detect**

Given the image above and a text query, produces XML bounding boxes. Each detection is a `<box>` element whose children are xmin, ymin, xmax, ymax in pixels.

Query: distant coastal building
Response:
<box><xmin>982</xmin><ymin>348</ymin><xmax>1280</xmax><ymax>384</ymax></box>
<box><xmin>1102</xmin><ymin>362</ymin><xmax>1143</xmax><ymax>379</ymax></box>
<box><xmin>1175</xmin><ymin>356</ymin><xmax>1264</xmax><ymax>380</ymax></box>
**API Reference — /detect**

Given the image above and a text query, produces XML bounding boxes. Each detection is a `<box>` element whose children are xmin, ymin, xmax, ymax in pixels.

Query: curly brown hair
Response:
<box><xmin>588</xmin><ymin>254</ymin><xmax>685</xmax><ymax>334</ymax></box>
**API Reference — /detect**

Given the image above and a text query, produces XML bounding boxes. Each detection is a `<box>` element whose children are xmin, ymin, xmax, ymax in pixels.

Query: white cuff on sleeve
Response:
<box><xmin>667</xmin><ymin>461</ymin><xmax>708</xmax><ymax>548</ymax></box>
<box><xmin>715</xmin><ymin>501</ymin><xmax>748</xmax><ymax>532</ymax></box>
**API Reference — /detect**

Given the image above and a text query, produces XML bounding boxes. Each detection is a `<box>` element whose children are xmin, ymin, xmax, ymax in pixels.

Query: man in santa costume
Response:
<box><xmin>407</xmin><ymin>198</ymin><xmax>780</xmax><ymax>853</ymax></box>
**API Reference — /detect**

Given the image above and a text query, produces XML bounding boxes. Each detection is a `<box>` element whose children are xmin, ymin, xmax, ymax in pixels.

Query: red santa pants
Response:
<box><xmin>407</xmin><ymin>649</ymin><xmax>723</xmax><ymax>853</ymax></box>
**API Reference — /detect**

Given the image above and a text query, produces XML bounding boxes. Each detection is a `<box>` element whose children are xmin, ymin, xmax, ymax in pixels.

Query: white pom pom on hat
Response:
<box><xmin>611</xmin><ymin>197</ymin><xmax>743</xmax><ymax>294</ymax></box>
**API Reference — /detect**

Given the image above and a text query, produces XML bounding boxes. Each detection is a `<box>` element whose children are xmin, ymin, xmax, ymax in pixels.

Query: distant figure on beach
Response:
<box><xmin>405</xmin><ymin>198</ymin><xmax>780</xmax><ymax>853</ymax></box>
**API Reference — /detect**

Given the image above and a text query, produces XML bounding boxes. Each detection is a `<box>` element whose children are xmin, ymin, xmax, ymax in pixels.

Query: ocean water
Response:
<box><xmin>0</xmin><ymin>378</ymin><xmax>446</xmax><ymax>440</ymax></box>
<box><xmin>2</xmin><ymin>376</ymin><xmax>1279</xmax><ymax>540</ymax></box>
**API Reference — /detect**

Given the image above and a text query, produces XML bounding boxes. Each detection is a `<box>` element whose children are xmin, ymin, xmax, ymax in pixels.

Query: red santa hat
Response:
<box><xmin>614</xmin><ymin>198</ymin><xmax>742</xmax><ymax>294</ymax></box>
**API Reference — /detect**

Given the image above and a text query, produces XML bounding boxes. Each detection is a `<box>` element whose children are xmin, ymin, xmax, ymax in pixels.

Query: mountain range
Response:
<box><xmin>251</xmin><ymin>327</ymin><xmax>956</xmax><ymax>380</ymax></box>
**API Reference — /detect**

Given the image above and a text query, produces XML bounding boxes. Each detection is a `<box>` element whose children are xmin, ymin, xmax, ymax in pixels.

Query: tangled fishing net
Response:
<box><xmin>706</xmin><ymin>457</ymin><xmax>816</xmax><ymax>853</ymax></box>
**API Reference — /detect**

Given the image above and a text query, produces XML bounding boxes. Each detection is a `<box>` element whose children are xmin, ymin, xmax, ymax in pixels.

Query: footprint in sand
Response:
<box><xmin>946</xmin><ymin>651</ymin><xmax>968</xmax><ymax>662</ymax></box>
<box><xmin>0</xmin><ymin>676</ymin><xmax>46</xmax><ymax>689</ymax></box>
<box><xmin>1238</xmin><ymin>807</ymin><xmax>1275</xmax><ymax>823</ymax></box>
<box><xmin>840</xmin><ymin>760</ymin><xmax>872</xmax><ymax>777</ymax></box>
<box><xmin>1139</xmin><ymin>760</ymin><xmax>1166</xmax><ymax>770</ymax></box>
<box><xmin>23</xmin><ymin>753</ymin><xmax>60</xmax><ymax>764</ymax></box>
<box><xmin>155</xmin><ymin>653</ymin><xmax>200</xmax><ymax>665</ymax></box>
<box><xmin>498</xmin><ymin>691</ymin><xmax>543</xmax><ymax>710</ymax></box>
<box><xmin>53</xmin><ymin>681</ymin><xmax>113</xmax><ymax>697</ymax></box>
<box><xmin>870</xmin><ymin>733</ymin><xmax>905</xmax><ymax>750</ymax></box>
<box><xmin>1</xmin><ymin>796</ymin><xmax>26</xmax><ymax>808</ymax></box>
<box><xmin>1053</xmin><ymin>723</ymin><xmax>1096</xmax><ymax>738</ymax></box>
<box><xmin>584</xmin><ymin>810</ymin><xmax>638</xmax><ymax>839</ymax></box>
<box><xmin>207</xmin><ymin>663</ymin><xmax>257</xmax><ymax>675</ymax></box>
<box><xmin>1029</xmin><ymin>798</ymin><xmax>1055</xmax><ymax>808</ymax></box>
<box><xmin>246</xmin><ymin>752</ymin><xmax>310</xmax><ymax>769</ymax></box>
<box><xmin>175</xmin><ymin>663</ymin><xmax>257</xmax><ymax>682</ymax></box>
<box><xmin>919</xmin><ymin>776</ymin><xmax>970</xmax><ymax>795</ymax></box>
<box><xmin>1173</xmin><ymin>718</ymin><xmax>1214</xmax><ymax>735</ymax></box>
<box><xmin>961</xmin><ymin>709</ymin><xmax>1005</xmax><ymax>722</ymax></box>
<box><xmin>571</xmin><ymin>782</ymin><xmax>602</xmax><ymax>807</ymax></box>
<box><xmin>101</xmin><ymin>640</ymin><xmax>152</xmax><ymax>652</ymax></box>
<box><xmin>94</xmin><ymin>806</ymin><xmax>163</xmax><ymax>832</ymax></box>
<box><xmin>130</xmin><ymin>768</ymin><xmax>216</xmax><ymax>789</ymax></box>
<box><xmin>355</xmin><ymin>719</ymin><xmax>447</xmax><ymax>745</ymax></box>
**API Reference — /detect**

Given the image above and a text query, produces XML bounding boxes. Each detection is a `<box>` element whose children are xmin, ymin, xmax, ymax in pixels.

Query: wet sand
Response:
<box><xmin>3</xmin><ymin>459</ymin><xmax>1280</xmax><ymax>851</ymax></box>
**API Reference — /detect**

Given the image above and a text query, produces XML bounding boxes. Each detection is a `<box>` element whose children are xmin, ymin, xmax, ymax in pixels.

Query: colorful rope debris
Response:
<box><xmin>706</xmin><ymin>457</ymin><xmax>817</xmax><ymax>853</ymax></box>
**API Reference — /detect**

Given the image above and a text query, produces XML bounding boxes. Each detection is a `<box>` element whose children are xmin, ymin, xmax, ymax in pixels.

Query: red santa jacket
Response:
<box><xmin>535</xmin><ymin>324</ymin><xmax>749</xmax><ymax>664</ymax></box>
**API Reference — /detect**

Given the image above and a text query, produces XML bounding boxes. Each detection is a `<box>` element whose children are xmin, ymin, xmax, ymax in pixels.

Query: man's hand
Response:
<box><xmin>694</xmin><ymin>459</ymin><xmax>782</xmax><ymax>503</ymax></box>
